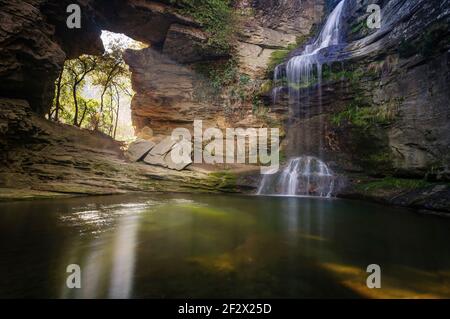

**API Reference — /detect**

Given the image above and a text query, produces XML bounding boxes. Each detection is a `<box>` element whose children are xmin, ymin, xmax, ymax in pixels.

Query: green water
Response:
<box><xmin>0</xmin><ymin>194</ymin><xmax>449</xmax><ymax>298</ymax></box>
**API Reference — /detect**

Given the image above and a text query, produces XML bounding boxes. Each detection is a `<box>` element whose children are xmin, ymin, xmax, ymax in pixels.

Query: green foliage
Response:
<box><xmin>169</xmin><ymin>0</ymin><xmax>235</xmax><ymax>53</ymax></box>
<box><xmin>331</xmin><ymin>96</ymin><xmax>401</xmax><ymax>129</ymax></box>
<box><xmin>267</xmin><ymin>43</ymin><xmax>295</xmax><ymax>72</ymax></box>
<box><xmin>258</xmin><ymin>80</ymin><xmax>273</xmax><ymax>95</ymax></box>
<box><xmin>350</xmin><ymin>20</ymin><xmax>369</xmax><ymax>36</ymax></box>
<box><xmin>50</xmin><ymin>37</ymin><xmax>132</xmax><ymax>138</ymax></box>
<box><xmin>331</xmin><ymin>103</ymin><xmax>395</xmax><ymax>128</ymax></box>
<box><xmin>267</xmin><ymin>40</ymin><xmax>306</xmax><ymax>73</ymax></box>
<box><xmin>195</xmin><ymin>59</ymin><xmax>239</xmax><ymax>93</ymax></box>
<box><xmin>322</xmin><ymin>68</ymin><xmax>365</xmax><ymax>83</ymax></box>
<box><xmin>193</xmin><ymin>59</ymin><xmax>256</xmax><ymax>112</ymax></box>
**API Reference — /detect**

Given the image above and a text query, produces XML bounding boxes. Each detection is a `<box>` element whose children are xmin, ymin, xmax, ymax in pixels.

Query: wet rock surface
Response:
<box><xmin>274</xmin><ymin>0</ymin><xmax>450</xmax><ymax>181</ymax></box>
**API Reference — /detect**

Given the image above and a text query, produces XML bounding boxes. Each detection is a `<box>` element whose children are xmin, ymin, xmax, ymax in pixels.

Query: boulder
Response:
<box><xmin>143</xmin><ymin>153</ymin><xmax>168</xmax><ymax>168</ymax></box>
<box><xmin>165</xmin><ymin>149</ymin><xmax>193</xmax><ymax>171</ymax></box>
<box><xmin>125</xmin><ymin>139</ymin><xmax>155</xmax><ymax>161</ymax></box>
<box><xmin>149</xmin><ymin>136</ymin><xmax>177</xmax><ymax>156</ymax></box>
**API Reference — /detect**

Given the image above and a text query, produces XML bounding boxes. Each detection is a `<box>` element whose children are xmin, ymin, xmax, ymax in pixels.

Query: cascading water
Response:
<box><xmin>259</xmin><ymin>0</ymin><xmax>347</xmax><ymax>197</ymax></box>
<box><xmin>273</xmin><ymin>0</ymin><xmax>347</xmax><ymax>100</ymax></box>
<box><xmin>257</xmin><ymin>156</ymin><xmax>334</xmax><ymax>197</ymax></box>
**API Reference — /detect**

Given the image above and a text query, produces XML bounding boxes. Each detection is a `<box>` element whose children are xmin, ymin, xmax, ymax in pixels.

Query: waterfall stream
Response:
<box><xmin>260</xmin><ymin>0</ymin><xmax>347</xmax><ymax>197</ymax></box>
<box><xmin>257</xmin><ymin>156</ymin><xmax>335</xmax><ymax>197</ymax></box>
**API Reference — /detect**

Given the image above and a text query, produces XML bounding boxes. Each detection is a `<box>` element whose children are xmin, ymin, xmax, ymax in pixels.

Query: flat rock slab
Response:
<box><xmin>126</xmin><ymin>139</ymin><xmax>156</xmax><ymax>162</ymax></box>
<box><xmin>149</xmin><ymin>136</ymin><xmax>178</xmax><ymax>156</ymax></box>
<box><xmin>165</xmin><ymin>150</ymin><xmax>193</xmax><ymax>171</ymax></box>
<box><xmin>143</xmin><ymin>153</ymin><xmax>168</xmax><ymax>168</ymax></box>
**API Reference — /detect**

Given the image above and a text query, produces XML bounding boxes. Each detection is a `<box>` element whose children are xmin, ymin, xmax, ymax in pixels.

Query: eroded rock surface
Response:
<box><xmin>0</xmin><ymin>98</ymin><xmax>245</xmax><ymax>198</ymax></box>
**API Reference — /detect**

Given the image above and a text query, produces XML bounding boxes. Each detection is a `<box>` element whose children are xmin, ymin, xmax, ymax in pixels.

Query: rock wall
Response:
<box><xmin>127</xmin><ymin>0</ymin><xmax>325</xmax><ymax>136</ymax></box>
<box><xmin>0</xmin><ymin>0</ymin><xmax>224</xmax><ymax>115</ymax></box>
<box><xmin>1</xmin><ymin>0</ymin><xmax>448</xmax><ymax>210</ymax></box>
<box><xmin>235</xmin><ymin>0</ymin><xmax>324</xmax><ymax>77</ymax></box>
<box><xmin>0</xmin><ymin>0</ymin><xmax>264</xmax><ymax>197</ymax></box>
<box><xmin>0</xmin><ymin>0</ymin><xmax>104</xmax><ymax>114</ymax></box>
<box><xmin>273</xmin><ymin>0</ymin><xmax>450</xmax><ymax>181</ymax></box>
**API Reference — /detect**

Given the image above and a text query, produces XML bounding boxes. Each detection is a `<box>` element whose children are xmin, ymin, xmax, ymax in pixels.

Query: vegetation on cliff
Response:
<box><xmin>169</xmin><ymin>0</ymin><xmax>236</xmax><ymax>53</ymax></box>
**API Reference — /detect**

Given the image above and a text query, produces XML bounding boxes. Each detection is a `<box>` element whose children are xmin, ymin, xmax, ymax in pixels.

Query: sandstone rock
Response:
<box><xmin>149</xmin><ymin>136</ymin><xmax>177</xmax><ymax>156</ymax></box>
<box><xmin>0</xmin><ymin>0</ymin><xmax>214</xmax><ymax>115</ymax></box>
<box><xmin>137</xmin><ymin>126</ymin><xmax>154</xmax><ymax>140</ymax></box>
<box><xmin>94</xmin><ymin>0</ymin><xmax>200</xmax><ymax>47</ymax></box>
<box><xmin>143</xmin><ymin>153</ymin><xmax>168</xmax><ymax>168</ymax></box>
<box><xmin>0</xmin><ymin>0</ymin><xmax>103</xmax><ymax>114</ymax></box>
<box><xmin>236</xmin><ymin>42</ymin><xmax>276</xmax><ymax>77</ymax></box>
<box><xmin>165</xmin><ymin>149</ymin><xmax>193</xmax><ymax>171</ymax></box>
<box><xmin>125</xmin><ymin>139</ymin><xmax>155</xmax><ymax>161</ymax></box>
<box><xmin>163</xmin><ymin>23</ymin><xmax>221</xmax><ymax>63</ymax></box>
<box><xmin>277</xmin><ymin>0</ymin><xmax>450</xmax><ymax>181</ymax></box>
<box><xmin>234</xmin><ymin>0</ymin><xmax>325</xmax><ymax>78</ymax></box>
<box><xmin>0</xmin><ymin>98</ymin><xmax>239</xmax><ymax>197</ymax></box>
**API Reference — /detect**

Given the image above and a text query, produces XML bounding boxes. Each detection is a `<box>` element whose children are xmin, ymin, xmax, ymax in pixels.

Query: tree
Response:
<box><xmin>51</xmin><ymin>67</ymin><xmax>64</xmax><ymax>122</ymax></box>
<box><xmin>65</xmin><ymin>56</ymin><xmax>98</xmax><ymax>127</ymax></box>
<box><xmin>92</xmin><ymin>38</ymin><xmax>130</xmax><ymax>131</ymax></box>
<box><xmin>49</xmin><ymin>34</ymin><xmax>134</xmax><ymax>139</ymax></box>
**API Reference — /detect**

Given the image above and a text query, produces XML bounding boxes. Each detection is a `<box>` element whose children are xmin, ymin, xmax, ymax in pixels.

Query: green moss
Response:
<box><xmin>366</xmin><ymin>152</ymin><xmax>394</xmax><ymax>169</ymax></box>
<box><xmin>267</xmin><ymin>43</ymin><xmax>297</xmax><ymax>72</ymax></box>
<box><xmin>259</xmin><ymin>80</ymin><xmax>273</xmax><ymax>95</ymax></box>
<box><xmin>195</xmin><ymin>59</ymin><xmax>237</xmax><ymax>88</ymax></box>
<box><xmin>350</xmin><ymin>20</ymin><xmax>369</xmax><ymax>35</ymax></box>
<box><xmin>169</xmin><ymin>0</ymin><xmax>235</xmax><ymax>53</ymax></box>
<box><xmin>331</xmin><ymin>98</ymin><xmax>400</xmax><ymax>129</ymax></box>
<box><xmin>267</xmin><ymin>34</ymin><xmax>311</xmax><ymax>73</ymax></box>
<box><xmin>355</xmin><ymin>177</ymin><xmax>432</xmax><ymax>193</ymax></box>
<box><xmin>208</xmin><ymin>171</ymin><xmax>237</xmax><ymax>191</ymax></box>
<box><xmin>193</xmin><ymin>59</ymin><xmax>240</xmax><ymax>101</ymax></box>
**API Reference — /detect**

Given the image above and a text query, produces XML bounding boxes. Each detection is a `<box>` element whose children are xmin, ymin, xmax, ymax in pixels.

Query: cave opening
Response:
<box><xmin>47</xmin><ymin>30</ymin><xmax>147</xmax><ymax>142</ymax></box>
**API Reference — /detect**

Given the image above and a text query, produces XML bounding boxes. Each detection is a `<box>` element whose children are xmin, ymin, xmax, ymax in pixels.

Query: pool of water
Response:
<box><xmin>0</xmin><ymin>193</ymin><xmax>449</xmax><ymax>298</ymax></box>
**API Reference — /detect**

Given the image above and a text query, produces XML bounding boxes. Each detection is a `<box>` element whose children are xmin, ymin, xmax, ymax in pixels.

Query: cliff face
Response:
<box><xmin>0</xmin><ymin>0</ymin><xmax>249</xmax><ymax>197</ymax></box>
<box><xmin>273</xmin><ymin>0</ymin><xmax>449</xmax><ymax>182</ymax></box>
<box><xmin>235</xmin><ymin>0</ymin><xmax>324</xmax><ymax>77</ymax></box>
<box><xmin>0</xmin><ymin>0</ymin><xmax>220</xmax><ymax>114</ymax></box>
<box><xmin>126</xmin><ymin>0</ymin><xmax>325</xmax><ymax>136</ymax></box>
<box><xmin>0</xmin><ymin>0</ymin><xmax>449</xmax><ymax>210</ymax></box>
<box><xmin>0</xmin><ymin>0</ymin><xmax>105</xmax><ymax>114</ymax></box>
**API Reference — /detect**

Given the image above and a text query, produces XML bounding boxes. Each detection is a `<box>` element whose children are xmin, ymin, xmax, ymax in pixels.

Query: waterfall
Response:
<box><xmin>260</xmin><ymin>0</ymin><xmax>347</xmax><ymax>197</ymax></box>
<box><xmin>273</xmin><ymin>0</ymin><xmax>346</xmax><ymax>101</ymax></box>
<box><xmin>257</xmin><ymin>156</ymin><xmax>335</xmax><ymax>197</ymax></box>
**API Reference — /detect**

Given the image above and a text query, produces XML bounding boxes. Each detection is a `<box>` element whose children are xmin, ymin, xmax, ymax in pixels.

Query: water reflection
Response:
<box><xmin>59</xmin><ymin>202</ymin><xmax>143</xmax><ymax>298</ymax></box>
<box><xmin>0</xmin><ymin>194</ymin><xmax>449</xmax><ymax>298</ymax></box>
<box><xmin>108</xmin><ymin>214</ymin><xmax>140</xmax><ymax>298</ymax></box>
